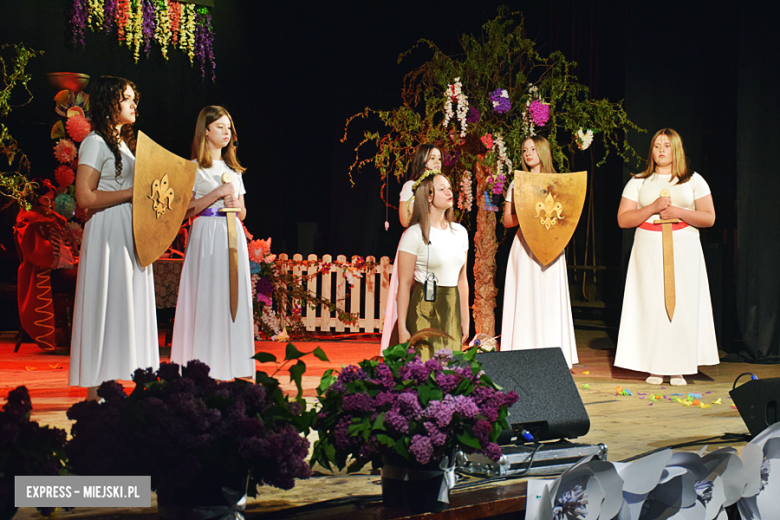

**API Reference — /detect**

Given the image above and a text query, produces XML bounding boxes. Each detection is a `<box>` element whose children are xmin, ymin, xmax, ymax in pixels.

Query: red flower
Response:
<box><xmin>54</xmin><ymin>165</ymin><xmax>75</xmax><ymax>187</ymax></box>
<box><xmin>53</xmin><ymin>138</ymin><xmax>77</xmax><ymax>164</ymax></box>
<box><xmin>480</xmin><ymin>134</ymin><xmax>494</xmax><ymax>150</ymax></box>
<box><xmin>66</xmin><ymin>114</ymin><xmax>91</xmax><ymax>143</ymax></box>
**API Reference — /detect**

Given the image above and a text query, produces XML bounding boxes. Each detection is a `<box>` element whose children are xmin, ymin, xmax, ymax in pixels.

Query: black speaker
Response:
<box><xmin>730</xmin><ymin>378</ymin><xmax>780</xmax><ymax>437</ymax></box>
<box><xmin>477</xmin><ymin>348</ymin><xmax>590</xmax><ymax>444</ymax></box>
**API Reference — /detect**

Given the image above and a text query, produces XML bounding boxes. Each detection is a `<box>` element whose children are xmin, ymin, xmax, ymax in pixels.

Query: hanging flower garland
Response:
<box><xmin>68</xmin><ymin>0</ymin><xmax>217</xmax><ymax>81</ymax></box>
<box><xmin>442</xmin><ymin>77</ymin><xmax>469</xmax><ymax>138</ymax></box>
<box><xmin>458</xmin><ymin>170</ymin><xmax>473</xmax><ymax>212</ymax></box>
<box><xmin>576</xmin><ymin>128</ymin><xmax>596</xmax><ymax>150</ymax></box>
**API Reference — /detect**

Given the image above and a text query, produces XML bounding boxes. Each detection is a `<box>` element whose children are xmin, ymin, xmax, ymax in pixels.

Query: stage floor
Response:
<box><xmin>3</xmin><ymin>330</ymin><xmax>774</xmax><ymax>518</ymax></box>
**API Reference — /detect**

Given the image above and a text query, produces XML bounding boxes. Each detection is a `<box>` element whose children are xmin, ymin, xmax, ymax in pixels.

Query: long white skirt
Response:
<box><xmin>69</xmin><ymin>203</ymin><xmax>159</xmax><ymax>387</ymax></box>
<box><xmin>500</xmin><ymin>232</ymin><xmax>578</xmax><ymax>367</ymax></box>
<box><xmin>171</xmin><ymin>215</ymin><xmax>255</xmax><ymax>380</ymax></box>
<box><xmin>614</xmin><ymin>227</ymin><xmax>719</xmax><ymax>375</ymax></box>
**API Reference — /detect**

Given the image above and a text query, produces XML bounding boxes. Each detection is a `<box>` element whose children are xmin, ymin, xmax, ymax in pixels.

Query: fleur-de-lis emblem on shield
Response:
<box><xmin>149</xmin><ymin>173</ymin><xmax>175</xmax><ymax>218</ymax></box>
<box><xmin>534</xmin><ymin>192</ymin><xmax>564</xmax><ymax>230</ymax></box>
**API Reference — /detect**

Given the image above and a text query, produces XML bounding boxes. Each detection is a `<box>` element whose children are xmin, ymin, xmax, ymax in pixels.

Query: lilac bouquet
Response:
<box><xmin>66</xmin><ymin>356</ymin><xmax>317</xmax><ymax>506</ymax></box>
<box><xmin>311</xmin><ymin>344</ymin><xmax>519</xmax><ymax>471</ymax></box>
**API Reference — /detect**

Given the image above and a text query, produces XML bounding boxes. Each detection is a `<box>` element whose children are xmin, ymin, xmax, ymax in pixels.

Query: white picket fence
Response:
<box><xmin>276</xmin><ymin>254</ymin><xmax>393</xmax><ymax>333</ymax></box>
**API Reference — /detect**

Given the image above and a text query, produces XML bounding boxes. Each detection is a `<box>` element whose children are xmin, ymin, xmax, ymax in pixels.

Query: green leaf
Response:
<box><xmin>289</xmin><ymin>360</ymin><xmax>306</xmax><ymax>398</ymax></box>
<box><xmin>255</xmin><ymin>371</ymin><xmax>279</xmax><ymax>391</ymax></box>
<box><xmin>312</xmin><ymin>346</ymin><xmax>330</xmax><ymax>362</ymax></box>
<box><xmin>252</xmin><ymin>351</ymin><xmax>277</xmax><ymax>363</ymax></box>
<box><xmin>394</xmin><ymin>438</ymin><xmax>409</xmax><ymax>459</ymax></box>
<box><xmin>347</xmin><ymin>458</ymin><xmax>369</xmax><ymax>473</ymax></box>
<box><xmin>372</xmin><ymin>412</ymin><xmax>386</xmax><ymax>431</ymax></box>
<box><xmin>457</xmin><ymin>432</ymin><xmax>482</xmax><ymax>450</ymax></box>
<box><xmin>285</xmin><ymin>342</ymin><xmax>306</xmax><ymax>360</ymax></box>
<box><xmin>376</xmin><ymin>434</ymin><xmax>394</xmax><ymax>447</ymax></box>
<box><xmin>417</xmin><ymin>385</ymin><xmax>432</xmax><ymax>406</ymax></box>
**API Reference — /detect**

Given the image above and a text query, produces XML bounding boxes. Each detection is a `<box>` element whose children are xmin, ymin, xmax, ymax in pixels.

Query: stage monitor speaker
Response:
<box><xmin>477</xmin><ymin>348</ymin><xmax>589</xmax><ymax>444</ymax></box>
<box><xmin>729</xmin><ymin>378</ymin><xmax>780</xmax><ymax>437</ymax></box>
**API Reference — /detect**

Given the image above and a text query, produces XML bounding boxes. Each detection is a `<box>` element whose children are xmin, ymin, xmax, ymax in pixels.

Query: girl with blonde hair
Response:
<box><xmin>614</xmin><ymin>129</ymin><xmax>718</xmax><ymax>386</ymax></box>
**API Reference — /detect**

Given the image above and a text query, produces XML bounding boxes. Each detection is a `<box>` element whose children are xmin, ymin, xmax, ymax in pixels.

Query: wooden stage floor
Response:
<box><xmin>3</xmin><ymin>330</ymin><xmax>775</xmax><ymax>518</ymax></box>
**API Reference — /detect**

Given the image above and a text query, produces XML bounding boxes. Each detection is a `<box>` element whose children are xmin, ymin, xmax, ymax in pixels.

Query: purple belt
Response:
<box><xmin>197</xmin><ymin>208</ymin><xmax>233</xmax><ymax>217</ymax></box>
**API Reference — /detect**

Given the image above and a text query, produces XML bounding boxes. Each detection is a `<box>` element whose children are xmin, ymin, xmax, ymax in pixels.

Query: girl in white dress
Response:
<box><xmin>171</xmin><ymin>106</ymin><xmax>254</xmax><ymax>381</ymax></box>
<box><xmin>615</xmin><ymin>129</ymin><xmax>718</xmax><ymax>386</ymax></box>
<box><xmin>500</xmin><ymin>136</ymin><xmax>578</xmax><ymax>367</ymax></box>
<box><xmin>396</xmin><ymin>172</ymin><xmax>469</xmax><ymax>359</ymax></box>
<box><xmin>69</xmin><ymin>76</ymin><xmax>159</xmax><ymax>400</ymax></box>
<box><xmin>379</xmin><ymin>144</ymin><xmax>442</xmax><ymax>355</ymax></box>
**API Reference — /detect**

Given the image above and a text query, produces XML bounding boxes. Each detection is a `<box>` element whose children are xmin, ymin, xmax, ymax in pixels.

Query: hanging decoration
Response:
<box><xmin>68</xmin><ymin>0</ymin><xmax>217</xmax><ymax>81</ymax></box>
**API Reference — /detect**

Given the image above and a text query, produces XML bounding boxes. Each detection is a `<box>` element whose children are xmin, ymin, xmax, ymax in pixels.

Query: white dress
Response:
<box><xmin>614</xmin><ymin>172</ymin><xmax>719</xmax><ymax>375</ymax></box>
<box><xmin>170</xmin><ymin>161</ymin><xmax>255</xmax><ymax>380</ymax></box>
<box><xmin>500</xmin><ymin>180</ymin><xmax>578</xmax><ymax>367</ymax></box>
<box><xmin>380</xmin><ymin>180</ymin><xmax>414</xmax><ymax>355</ymax></box>
<box><xmin>69</xmin><ymin>133</ymin><xmax>159</xmax><ymax>387</ymax></box>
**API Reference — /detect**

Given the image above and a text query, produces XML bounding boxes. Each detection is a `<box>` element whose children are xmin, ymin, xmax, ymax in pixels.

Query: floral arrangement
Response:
<box><xmin>66</xmin><ymin>350</ymin><xmax>322</xmax><ymax>504</ymax></box>
<box><xmin>0</xmin><ymin>386</ymin><xmax>68</xmax><ymax>518</ymax></box>
<box><xmin>48</xmin><ymin>89</ymin><xmax>91</xmax><ymax>252</ymax></box>
<box><xmin>244</xmin><ymin>231</ymin><xmax>364</xmax><ymax>340</ymax></box>
<box><xmin>0</xmin><ymin>44</ymin><xmax>42</xmax><ymax>211</ymax></box>
<box><xmin>576</xmin><ymin>127</ymin><xmax>596</xmax><ymax>151</ymax></box>
<box><xmin>341</xmin><ymin>8</ymin><xmax>643</xmax><ymax>335</ymax></box>
<box><xmin>68</xmin><ymin>0</ymin><xmax>216</xmax><ymax>81</ymax></box>
<box><xmin>311</xmin><ymin>343</ymin><xmax>519</xmax><ymax>472</ymax></box>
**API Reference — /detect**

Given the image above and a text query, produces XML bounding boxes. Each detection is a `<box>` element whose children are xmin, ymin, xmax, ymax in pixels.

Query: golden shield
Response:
<box><xmin>513</xmin><ymin>170</ymin><xmax>587</xmax><ymax>267</ymax></box>
<box><xmin>132</xmin><ymin>131</ymin><xmax>197</xmax><ymax>268</ymax></box>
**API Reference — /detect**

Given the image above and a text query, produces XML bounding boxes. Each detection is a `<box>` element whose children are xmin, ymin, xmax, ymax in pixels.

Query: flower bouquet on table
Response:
<box><xmin>66</xmin><ymin>347</ymin><xmax>324</xmax><ymax>518</ymax></box>
<box><xmin>311</xmin><ymin>339</ymin><xmax>519</xmax><ymax>513</ymax></box>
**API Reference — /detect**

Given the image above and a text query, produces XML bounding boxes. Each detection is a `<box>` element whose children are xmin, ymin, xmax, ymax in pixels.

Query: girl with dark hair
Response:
<box><xmin>69</xmin><ymin>76</ymin><xmax>158</xmax><ymax>400</ymax></box>
<box><xmin>615</xmin><ymin>129</ymin><xmax>718</xmax><ymax>386</ymax></box>
<box><xmin>380</xmin><ymin>144</ymin><xmax>442</xmax><ymax>354</ymax></box>
<box><xmin>500</xmin><ymin>136</ymin><xmax>578</xmax><ymax>367</ymax></box>
<box><xmin>396</xmin><ymin>172</ymin><xmax>469</xmax><ymax>359</ymax></box>
<box><xmin>170</xmin><ymin>106</ymin><xmax>254</xmax><ymax>381</ymax></box>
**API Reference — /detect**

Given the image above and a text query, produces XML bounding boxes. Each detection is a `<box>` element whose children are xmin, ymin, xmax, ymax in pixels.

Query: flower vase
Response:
<box><xmin>381</xmin><ymin>453</ymin><xmax>457</xmax><ymax>514</ymax></box>
<box><xmin>156</xmin><ymin>474</ymin><xmax>249</xmax><ymax>520</ymax></box>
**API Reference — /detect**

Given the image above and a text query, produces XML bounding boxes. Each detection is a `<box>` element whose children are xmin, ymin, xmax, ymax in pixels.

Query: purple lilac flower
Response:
<box><xmin>552</xmin><ymin>484</ymin><xmax>588</xmax><ymax>520</ymax></box>
<box><xmin>326</xmin><ymin>378</ymin><xmax>345</xmax><ymax>395</ymax></box>
<box><xmin>374</xmin><ymin>391</ymin><xmax>395</xmax><ymax>407</ymax></box>
<box><xmin>447</xmin><ymin>394</ymin><xmax>479</xmax><ymax>420</ymax></box>
<box><xmin>333</xmin><ymin>415</ymin><xmax>354</xmax><ymax>450</ymax></box>
<box><xmin>489</xmin><ymin>89</ymin><xmax>511</xmax><ymax>114</ymax></box>
<box><xmin>194</xmin><ymin>8</ymin><xmax>216</xmax><ymax>81</ymax></box>
<box><xmin>424</xmin><ymin>358</ymin><xmax>443</xmax><ymax>374</ymax></box>
<box><xmin>425</xmin><ymin>399</ymin><xmax>454</xmax><ymax>428</ymax></box>
<box><xmin>3</xmin><ymin>386</ymin><xmax>32</xmax><ymax>418</ymax></box>
<box><xmin>424</xmin><ymin>422</ymin><xmax>447</xmax><ymax>448</ymax></box>
<box><xmin>343</xmin><ymin>393</ymin><xmax>375</xmax><ymax>413</ymax></box>
<box><xmin>400</xmin><ymin>359</ymin><xmax>431</xmax><ymax>385</ymax></box>
<box><xmin>481</xmin><ymin>442</ymin><xmax>502</xmax><ymax>461</ymax></box>
<box><xmin>339</xmin><ymin>365</ymin><xmax>367</xmax><ymax>384</ymax></box>
<box><xmin>466</xmin><ymin>106</ymin><xmax>481</xmax><ymax>124</ymax></box>
<box><xmin>433</xmin><ymin>349</ymin><xmax>453</xmax><ymax>363</ymax></box>
<box><xmin>435</xmin><ymin>372</ymin><xmax>458</xmax><ymax>393</ymax></box>
<box><xmin>473</xmin><ymin>419</ymin><xmax>493</xmax><ymax>446</ymax></box>
<box><xmin>410</xmin><ymin>434</ymin><xmax>434</xmax><ymax>465</ymax></box>
<box><xmin>443</xmin><ymin>150</ymin><xmax>460</xmax><ymax>167</ymax></box>
<box><xmin>394</xmin><ymin>392</ymin><xmax>422</xmax><ymax>418</ymax></box>
<box><xmin>372</xmin><ymin>364</ymin><xmax>395</xmax><ymax>390</ymax></box>
<box><xmin>528</xmin><ymin>99</ymin><xmax>550</xmax><ymax>127</ymax></box>
<box><xmin>384</xmin><ymin>410</ymin><xmax>409</xmax><ymax>434</ymax></box>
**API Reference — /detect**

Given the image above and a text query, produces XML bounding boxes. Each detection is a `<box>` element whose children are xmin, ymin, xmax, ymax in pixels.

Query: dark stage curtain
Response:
<box><xmin>735</xmin><ymin>5</ymin><xmax>780</xmax><ymax>363</ymax></box>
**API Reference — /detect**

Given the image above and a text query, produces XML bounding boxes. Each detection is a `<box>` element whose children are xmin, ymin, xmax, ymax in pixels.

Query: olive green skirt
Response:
<box><xmin>406</xmin><ymin>283</ymin><xmax>462</xmax><ymax>361</ymax></box>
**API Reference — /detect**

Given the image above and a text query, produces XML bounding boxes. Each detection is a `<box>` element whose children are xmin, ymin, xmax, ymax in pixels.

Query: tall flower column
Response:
<box><xmin>473</xmin><ymin>157</ymin><xmax>498</xmax><ymax>337</ymax></box>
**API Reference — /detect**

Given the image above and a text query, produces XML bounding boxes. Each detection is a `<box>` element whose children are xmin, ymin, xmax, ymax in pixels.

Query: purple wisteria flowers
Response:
<box><xmin>312</xmin><ymin>345</ymin><xmax>519</xmax><ymax>471</ymax></box>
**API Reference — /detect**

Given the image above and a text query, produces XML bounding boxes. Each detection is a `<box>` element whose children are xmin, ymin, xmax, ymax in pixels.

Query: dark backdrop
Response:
<box><xmin>2</xmin><ymin>1</ymin><xmax>776</xmax><ymax>359</ymax></box>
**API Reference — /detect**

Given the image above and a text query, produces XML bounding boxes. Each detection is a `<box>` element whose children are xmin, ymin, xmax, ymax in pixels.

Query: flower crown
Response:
<box><xmin>411</xmin><ymin>168</ymin><xmax>442</xmax><ymax>192</ymax></box>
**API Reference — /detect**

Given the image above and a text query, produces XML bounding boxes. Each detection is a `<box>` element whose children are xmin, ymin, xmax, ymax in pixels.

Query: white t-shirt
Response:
<box><xmin>78</xmin><ymin>132</ymin><xmax>135</xmax><ymax>190</ymax></box>
<box><xmin>398</xmin><ymin>223</ymin><xmax>468</xmax><ymax>286</ymax></box>
<box><xmin>622</xmin><ymin>172</ymin><xmax>711</xmax><ymax>223</ymax></box>
<box><xmin>192</xmin><ymin>160</ymin><xmax>246</xmax><ymax>209</ymax></box>
<box><xmin>400</xmin><ymin>180</ymin><xmax>414</xmax><ymax>202</ymax></box>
